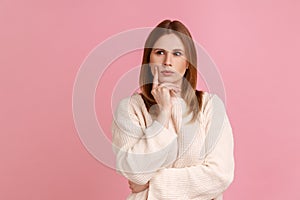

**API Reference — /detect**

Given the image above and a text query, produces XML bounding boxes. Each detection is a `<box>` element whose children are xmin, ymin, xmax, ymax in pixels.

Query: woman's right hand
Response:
<box><xmin>151</xmin><ymin>66</ymin><xmax>180</xmax><ymax>128</ymax></box>
<box><xmin>151</xmin><ymin>66</ymin><xmax>181</xmax><ymax>111</ymax></box>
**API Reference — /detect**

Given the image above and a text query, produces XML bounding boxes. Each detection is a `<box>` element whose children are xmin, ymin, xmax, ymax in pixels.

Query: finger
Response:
<box><xmin>160</xmin><ymin>86</ymin><xmax>181</xmax><ymax>93</ymax></box>
<box><xmin>170</xmin><ymin>89</ymin><xmax>178</xmax><ymax>97</ymax></box>
<box><xmin>152</xmin><ymin>66</ymin><xmax>159</xmax><ymax>89</ymax></box>
<box><xmin>158</xmin><ymin>82</ymin><xmax>181</xmax><ymax>89</ymax></box>
<box><xmin>158</xmin><ymin>83</ymin><xmax>181</xmax><ymax>92</ymax></box>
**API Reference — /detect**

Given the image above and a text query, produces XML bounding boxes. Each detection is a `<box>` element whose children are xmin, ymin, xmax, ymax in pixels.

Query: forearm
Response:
<box><xmin>112</xmin><ymin>119</ymin><xmax>178</xmax><ymax>184</ymax></box>
<box><xmin>156</xmin><ymin>109</ymin><xmax>171</xmax><ymax>129</ymax></box>
<box><xmin>148</xmin><ymin>115</ymin><xmax>235</xmax><ymax>199</ymax></box>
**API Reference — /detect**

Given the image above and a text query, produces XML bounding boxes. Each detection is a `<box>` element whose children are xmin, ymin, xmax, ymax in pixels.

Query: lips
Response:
<box><xmin>161</xmin><ymin>70</ymin><xmax>173</xmax><ymax>73</ymax></box>
<box><xmin>161</xmin><ymin>70</ymin><xmax>174</xmax><ymax>76</ymax></box>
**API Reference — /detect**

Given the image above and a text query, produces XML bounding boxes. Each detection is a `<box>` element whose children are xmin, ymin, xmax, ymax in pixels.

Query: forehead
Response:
<box><xmin>152</xmin><ymin>34</ymin><xmax>185</xmax><ymax>52</ymax></box>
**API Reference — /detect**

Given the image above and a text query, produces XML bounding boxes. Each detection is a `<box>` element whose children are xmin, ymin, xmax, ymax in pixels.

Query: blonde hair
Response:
<box><xmin>139</xmin><ymin>19</ymin><xmax>204</xmax><ymax>122</ymax></box>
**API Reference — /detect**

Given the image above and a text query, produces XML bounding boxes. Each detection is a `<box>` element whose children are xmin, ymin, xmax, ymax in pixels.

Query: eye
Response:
<box><xmin>155</xmin><ymin>50</ymin><xmax>164</xmax><ymax>55</ymax></box>
<box><xmin>173</xmin><ymin>52</ymin><xmax>182</xmax><ymax>56</ymax></box>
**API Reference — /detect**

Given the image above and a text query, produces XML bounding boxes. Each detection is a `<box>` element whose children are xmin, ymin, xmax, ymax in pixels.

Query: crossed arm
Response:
<box><xmin>112</xmin><ymin>94</ymin><xmax>235</xmax><ymax>199</ymax></box>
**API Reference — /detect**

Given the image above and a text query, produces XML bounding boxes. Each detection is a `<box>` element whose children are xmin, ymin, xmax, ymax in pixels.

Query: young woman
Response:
<box><xmin>111</xmin><ymin>19</ymin><xmax>235</xmax><ymax>200</ymax></box>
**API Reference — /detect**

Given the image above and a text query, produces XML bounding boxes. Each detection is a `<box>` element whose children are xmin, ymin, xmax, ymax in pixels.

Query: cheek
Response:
<box><xmin>149</xmin><ymin>54</ymin><xmax>162</xmax><ymax>75</ymax></box>
<box><xmin>150</xmin><ymin>65</ymin><xmax>154</xmax><ymax>76</ymax></box>
<box><xmin>149</xmin><ymin>54</ymin><xmax>155</xmax><ymax>75</ymax></box>
<box><xmin>150</xmin><ymin>55</ymin><xmax>160</xmax><ymax>65</ymax></box>
<box><xmin>175</xmin><ymin>61</ymin><xmax>188</xmax><ymax>75</ymax></box>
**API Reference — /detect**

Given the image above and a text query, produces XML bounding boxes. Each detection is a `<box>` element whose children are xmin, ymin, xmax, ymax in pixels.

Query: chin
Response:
<box><xmin>158</xmin><ymin>76</ymin><xmax>182</xmax><ymax>84</ymax></box>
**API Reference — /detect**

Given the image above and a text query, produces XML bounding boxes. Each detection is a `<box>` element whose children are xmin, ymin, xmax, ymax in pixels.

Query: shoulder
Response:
<box><xmin>200</xmin><ymin>91</ymin><xmax>226</xmax><ymax>116</ymax></box>
<box><xmin>202</xmin><ymin>91</ymin><xmax>222</xmax><ymax>101</ymax></box>
<box><xmin>115</xmin><ymin>92</ymin><xmax>146</xmax><ymax>114</ymax></box>
<box><xmin>112</xmin><ymin>93</ymin><xmax>145</xmax><ymax>125</ymax></box>
<box><xmin>200</xmin><ymin>92</ymin><xmax>229</xmax><ymax>127</ymax></box>
<box><xmin>200</xmin><ymin>91</ymin><xmax>214</xmax><ymax>110</ymax></box>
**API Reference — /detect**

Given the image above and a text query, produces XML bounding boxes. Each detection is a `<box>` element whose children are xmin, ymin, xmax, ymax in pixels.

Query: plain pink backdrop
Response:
<box><xmin>1</xmin><ymin>0</ymin><xmax>300</xmax><ymax>199</ymax></box>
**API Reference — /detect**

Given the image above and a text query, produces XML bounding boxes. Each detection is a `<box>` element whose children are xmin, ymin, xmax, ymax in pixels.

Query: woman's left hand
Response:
<box><xmin>128</xmin><ymin>180</ymin><xmax>149</xmax><ymax>193</ymax></box>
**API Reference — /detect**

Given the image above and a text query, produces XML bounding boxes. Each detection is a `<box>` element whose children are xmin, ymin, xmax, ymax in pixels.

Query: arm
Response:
<box><xmin>148</xmin><ymin>94</ymin><xmax>235</xmax><ymax>199</ymax></box>
<box><xmin>111</xmin><ymin>96</ymin><xmax>178</xmax><ymax>185</ymax></box>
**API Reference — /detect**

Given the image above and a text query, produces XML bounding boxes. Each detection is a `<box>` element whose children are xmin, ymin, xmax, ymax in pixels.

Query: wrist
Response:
<box><xmin>160</xmin><ymin>105</ymin><xmax>172</xmax><ymax>113</ymax></box>
<box><xmin>156</xmin><ymin>109</ymin><xmax>171</xmax><ymax>128</ymax></box>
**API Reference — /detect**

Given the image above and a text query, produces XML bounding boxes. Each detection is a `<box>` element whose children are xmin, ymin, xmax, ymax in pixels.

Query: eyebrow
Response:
<box><xmin>153</xmin><ymin>48</ymin><xmax>185</xmax><ymax>52</ymax></box>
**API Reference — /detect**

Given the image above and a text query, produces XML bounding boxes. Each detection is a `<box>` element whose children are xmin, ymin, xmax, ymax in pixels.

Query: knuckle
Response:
<box><xmin>161</xmin><ymin>87</ymin><xmax>168</xmax><ymax>91</ymax></box>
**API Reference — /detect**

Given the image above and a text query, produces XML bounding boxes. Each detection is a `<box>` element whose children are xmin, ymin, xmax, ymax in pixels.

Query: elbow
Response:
<box><xmin>115</xmin><ymin>152</ymin><xmax>153</xmax><ymax>185</ymax></box>
<box><xmin>224</xmin><ymin>170</ymin><xmax>234</xmax><ymax>189</ymax></box>
<box><xmin>220</xmin><ymin>151</ymin><xmax>235</xmax><ymax>189</ymax></box>
<box><xmin>116</xmin><ymin>169</ymin><xmax>150</xmax><ymax>185</ymax></box>
<box><xmin>220</xmin><ymin>165</ymin><xmax>235</xmax><ymax>190</ymax></box>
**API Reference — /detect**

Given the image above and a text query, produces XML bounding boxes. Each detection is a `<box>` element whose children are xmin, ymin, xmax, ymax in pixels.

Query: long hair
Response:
<box><xmin>139</xmin><ymin>19</ymin><xmax>204</xmax><ymax>122</ymax></box>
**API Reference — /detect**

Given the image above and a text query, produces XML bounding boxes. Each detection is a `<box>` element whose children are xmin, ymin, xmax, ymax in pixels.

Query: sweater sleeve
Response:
<box><xmin>148</xmin><ymin>94</ymin><xmax>235</xmax><ymax>200</ymax></box>
<box><xmin>111</xmin><ymin>96</ymin><xmax>178</xmax><ymax>185</ymax></box>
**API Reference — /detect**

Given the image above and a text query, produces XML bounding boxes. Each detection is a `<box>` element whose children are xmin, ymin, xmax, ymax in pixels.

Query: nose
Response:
<box><xmin>163</xmin><ymin>52</ymin><xmax>172</xmax><ymax>67</ymax></box>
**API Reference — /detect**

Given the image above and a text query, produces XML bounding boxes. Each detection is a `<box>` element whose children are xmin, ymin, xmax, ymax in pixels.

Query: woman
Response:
<box><xmin>111</xmin><ymin>19</ymin><xmax>235</xmax><ymax>200</ymax></box>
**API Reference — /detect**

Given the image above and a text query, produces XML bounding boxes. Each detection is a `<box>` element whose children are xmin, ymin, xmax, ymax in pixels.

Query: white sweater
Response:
<box><xmin>111</xmin><ymin>91</ymin><xmax>235</xmax><ymax>200</ymax></box>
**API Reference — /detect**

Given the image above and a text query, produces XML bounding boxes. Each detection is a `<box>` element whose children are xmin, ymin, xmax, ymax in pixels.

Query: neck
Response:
<box><xmin>171</xmin><ymin>78</ymin><xmax>183</xmax><ymax>98</ymax></box>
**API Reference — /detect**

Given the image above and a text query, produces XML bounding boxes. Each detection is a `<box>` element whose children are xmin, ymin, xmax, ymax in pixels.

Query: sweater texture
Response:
<box><xmin>111</xmin><ymin>91</ymin><xmax>235</xmax><ymax>200</ymax></box>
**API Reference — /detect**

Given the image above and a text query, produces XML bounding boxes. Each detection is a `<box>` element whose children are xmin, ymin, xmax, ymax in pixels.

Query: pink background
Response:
<box><xmin>1</xmin><ymin>0</ymin><xmax>300</xmax><ymax>199</ymax></box>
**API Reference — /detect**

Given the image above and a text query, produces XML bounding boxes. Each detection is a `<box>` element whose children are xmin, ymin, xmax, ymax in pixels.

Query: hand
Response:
<box><xmin>151</xmin><ymin>66</ymin><xmax>181</xmax><ymax>112</ymax></box>
<box><xmin>151</xmin><ymin>66</ymin><xmax>181</xmax><ymax>128</ymax></box>
<box><xmin>128</xmin><ymin>180</ymin><xmax>149</xmax><ymax>193</ymax></box>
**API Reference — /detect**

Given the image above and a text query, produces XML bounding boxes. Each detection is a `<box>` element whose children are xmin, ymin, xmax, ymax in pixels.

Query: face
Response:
<box><xmin>149</xmin><ymin>33</ymin><xmax>188</xmax><ymax>84</ymax></box>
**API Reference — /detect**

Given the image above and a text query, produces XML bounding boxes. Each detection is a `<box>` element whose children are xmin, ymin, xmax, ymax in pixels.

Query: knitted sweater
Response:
<box><xmin>111</xmin><ymin>91</ymin><xmax>235</xmax><ymax>200</ymax></box>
